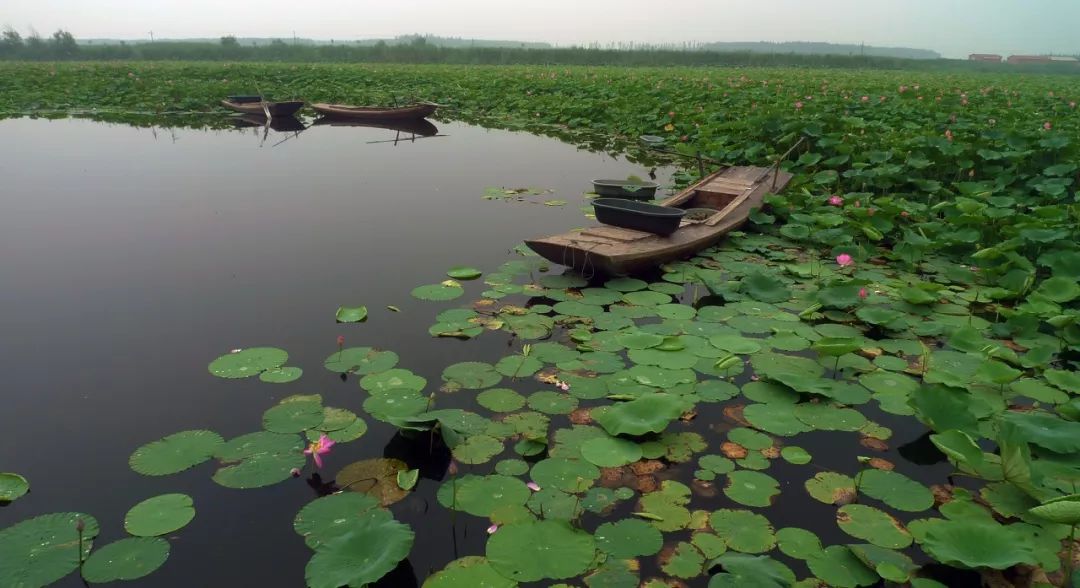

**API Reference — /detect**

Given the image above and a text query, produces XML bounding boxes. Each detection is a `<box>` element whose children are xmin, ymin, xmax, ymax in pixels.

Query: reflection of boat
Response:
<box><xmin>221</xmin><ymin>97</ymin><xmax>305</xmax><ymax>117</ymax></box>
<box><xmin>312</xmin><ymin>117</ymin><xmax>439</xmax><ymax>137</ymax></box>
<box><xmin>230</xmin><ymin>114</ymin><xmax>307</xmax><ymax>132</ymax></box>
<box><xmin>526</xmin><ymin>166</ymin><xmax>794</xmax><ymax>276</ymax></box>
<box><xmin>310</xmin><ymin>102</ymin><xmax>437</xmax><ymax>121</ymax></box>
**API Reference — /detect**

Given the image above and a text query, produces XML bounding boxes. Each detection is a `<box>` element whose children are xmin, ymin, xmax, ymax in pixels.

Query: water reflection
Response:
<box><xmin>229</xmin><ymin>113</ymin><xmax>308</xmax><ymax>133</ymax></box>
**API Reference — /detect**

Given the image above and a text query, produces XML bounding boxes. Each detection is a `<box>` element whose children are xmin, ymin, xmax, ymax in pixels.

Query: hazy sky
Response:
<box><xmin>4</xmin><ymin>0</ymin><xmax>1078</xmax><ymax>58</ymax></box>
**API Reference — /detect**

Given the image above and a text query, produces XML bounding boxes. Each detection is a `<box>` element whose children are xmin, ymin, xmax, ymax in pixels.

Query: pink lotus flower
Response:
<box><xmin>1070</xmin><ymin>101</ymin><xmax>1077</xmax><ymax>109</ymax></box>
<box><xmin>447</xmin><ymin>460</ymin><xmax>459</xmax><ymax>476</ymax></box>
<box><xmin>900</xmin><ymin>211</ymin><xmax>910</xmax><ymax>218</ymax></box>
<box><xmin>303</xmin><ymin>434</ymin><xmax>336</xmax><ymax>468</ymax></box>
<box><xmin>527</xmin><ymin>482</ymin><xmax>541</xmax><ymax>492</ymax></box>
<box><xmin>556</xmin><ymin>380</ymin><xmax>570</xmax><ymax>391</ymax></box>
<box><xmin>828</xmin><ymin>195</ymin><xmax>844</xmax><ymax>207</ymax></box>
<box><xmin>858</xmin><ymin>288</ymin><xmax>868</xmax><ymax>299</ymax></box>
<box><xmin>1044</xmin><ymin>122</ymin><xmax>1052</xmax><ymax>131</ymax></box>
<box><xmin>794</xmin><ymin>101</ymin><xmax>804</xmax><ymax>110</ymax></box>
<box><xmin>861</xmin><ymin>96</ymin><xmax>869</xmax><ymax>102</ymax></box>
<box><xmin>836</xmin><ymin>254</ymin><xmax>854</xmax><ymax>267</ymax></box>
<box><xmin>290</xmin><ymin>468</ymin><xmax>301</xmax><ymax>477</ymax></box>
<box><xmin>487</xmin><ymin>524</ymin><xmax>499</xmax><ymax>534</ymax></box>
<box><xmin>898</xmin><ymin>85</ymin><xmax>908</xmax><ymax>93</ymax></box>
<box><xmin>944</xmin><ymin>129</ymin><xmax>954</xmax><ymax>142</ymax></box>
<box><xmin>336</xmin><ymin>335</ymin><xmax>345</xmax><ymax>351</ymax></box>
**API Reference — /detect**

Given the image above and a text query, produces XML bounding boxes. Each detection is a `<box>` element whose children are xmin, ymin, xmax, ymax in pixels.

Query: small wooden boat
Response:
<box><xmin>310</xmin><ymin>102</ymin><xmax>438</xmax><ymax>121</ymax></box>
<box><xmin>220</xmin><ymin>97</ymin><xmax>305</xmax><ymax>117</ymax></box>
<box><xmin>526</xmin><ymin>166</ymin><xmax>793</xmax><ymax>275</ymax></box>
<box><xmin>312</xmin><ymin>117</ymin><xmax>439</xmax><ymax>137</ymax></box>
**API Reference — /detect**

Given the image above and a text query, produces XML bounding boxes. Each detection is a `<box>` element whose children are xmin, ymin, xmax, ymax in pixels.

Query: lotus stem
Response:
<box><xmin>1066</xmin><ymin>524</ymin><xmax>1076</xmax><ymax>586</ymax></box>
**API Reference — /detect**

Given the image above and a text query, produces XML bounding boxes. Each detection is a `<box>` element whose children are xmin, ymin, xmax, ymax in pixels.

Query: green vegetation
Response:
<box><xmin>2</xmin><ymin>61</ymin><xmax>1080</xmax><ymax>586</ymax></box>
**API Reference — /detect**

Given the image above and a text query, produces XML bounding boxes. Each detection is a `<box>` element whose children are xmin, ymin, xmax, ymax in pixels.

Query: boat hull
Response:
<box><xmin>310</xmin><ymin>102</ymin><xmax>437</xmax><ymax>121</ymax></box>
<box><xmin>526</xmin><ymin>167</ymin><xmax>793</xmax><ymax>276</ymax></box>
<box><xmin>221</xmin><ymin>100</ymin><xmax>305</xmax><ymax>117</ymax></box>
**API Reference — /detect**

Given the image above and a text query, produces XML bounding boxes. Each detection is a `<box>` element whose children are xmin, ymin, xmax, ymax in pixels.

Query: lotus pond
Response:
<box><xmin>1</xmin><ymin>63</ymin><xmax>1080</xmax><ymax>588</ymax></box>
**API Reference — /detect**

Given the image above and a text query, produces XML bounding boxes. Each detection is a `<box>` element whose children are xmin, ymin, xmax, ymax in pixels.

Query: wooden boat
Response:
<box><xmin>312</xmin><ymin>116</ymin><xmax>439</xmax><ymax>137</ymax></box>
<box><xmin>310</xmin><ymin>102</ymin><xmax>438</xmax><ymax>121</ymax></box>
<box><xmin>220</xmin><ymin>97</ymin><xmax>305</xmax><ymax>117</ymax></box>
<box><xmin>526</xmin><ymin>166</ymin><xmax>793</xmax><ymax>276</ymax></box>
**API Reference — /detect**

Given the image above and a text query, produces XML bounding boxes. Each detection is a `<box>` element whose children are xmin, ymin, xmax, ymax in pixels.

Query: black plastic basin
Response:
<box><xmin>592</xmin><ymin>179</ymin><xmax>659</xmax><ymax>200</ymax></box>
<box><xmin>592</xmin><ymin>198</ymin><xmax>685</xmax><ymax>236</ymax></box>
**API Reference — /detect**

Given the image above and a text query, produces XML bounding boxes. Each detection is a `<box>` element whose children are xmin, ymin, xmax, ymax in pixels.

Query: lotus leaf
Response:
<box><xmin>918</xmin><ymin>519</ymin><xmax>1038</xmax><ymax>569</ymax></box>
<box><xmin>0</xmin><ymin>473</ymin><xmax>29</xmax><ymax>503</ymax></box>
<box><xmin>0</xmin><ymin>513</ymin><xmax>99</xmax><ymax>587</ymax></box>
<box><xmin>412</xmin><ymin>281</ymin><xmax>465</xmax><ymax>301</ymax></box>
<box><xmin>336</xmin><ymin>458</ymin><xmax>410</xmax><ymax>506</ymax></box>
<box><xmin>594</xmin><ymin>519</ymin><xmax>663</xmax><ymax>559</ymax></box>
<box><xmin>323</xmin><ymin>347</ymin><xmax>398</xmax><ymax>374</ymax></box>
<box><xmin>360</xmin><ymin>368</ymin><xmax>427</xmax><ymax>393</ymax></box>
<box><xmin>293</xmin><ymin>493</ymin><xmax>381</xmax><ymax>549</ymax></box>
<box><xmin>806</xmin><ymin>545</ymin><xmax>878</xmax><ymax>587</ymax></box>
<box><xmin>776</xmin><ymin>527</ymin><xmax>822</xmax><ymax>559</ymax></box>
<box><xmin>124</xmin><ymin>493</ymin><xmax>195</xmax><ymax>537</ymax></box>
<box><xmin>130</xmin><ymin>430</ymin><xmax>224</xmax><ymax>476</ymax></box>
<box><xmin>581</xmin><ymin>437</ymin><xmax>643</xmax><ymax>467</ymax></box>
<box><xmin>857</xmin><ymin>469</ymin><xmax>934</xmax><ymax>512</ymax></box>
<box><xmin>486</xmin><ymin>520</ymin><xmax>596</xmax><ymax>582</ymax></box>
<box><xmin>81</xmin><ymin>537</ymin><xmax>169</xmax><ymax>583</ymax></box>
<box><xmin>451</xmin><ymin>435</ymin><xmax>505</xmax><ymax>464</ymax></box>
<box><xmin>447</xmin><ymin>266</ymin><xmax>482</xmax><ymax>280</ymax></box>
<box><xmin>425</xmin><ymin>556</ymin><xmax>516</xmax><ymax>588</ymax></box>
<box><xmin>724</xmin><ymin>471</ymin><xmax>780</xmax><ymax>507</ymax></box>
<box><xmin>593</xmin><ymin>393</ymin><xmax>686</xmax><ymax>436</ymax></box>
<box><xmin>442</xmin><ymin>362</ymin><xmax>502</xmax><ymax>390</ymax></box>
<box><xmin>661</xmin><ymin>541</ymin><xmax>706</xmax><ymax>578</ymax></box>
<box><xmin>334</xmin><ymin>305</ymin><xmax>368</xmax><ymax>322</ymax></box>
<box><xmin>837</xmin><ymin>504</ymin><xmax>911</xmax><ymax>548</ymax></box>
<box><xmin>530</xmin><ymin>458</ymin><xmax>599</xmax><ymax>493</ymax></box>
<box><xmin>709</xmin><ymin>509</ymin><xmax>775</xmax><ymax>553</ymax></box>
<box><xmin>304</xmin><ymin>512</ymin><xmax>414</xmax><ymax>588</ymax></box>
<box><xmin>208</xmin><ymin>347</ymin><xmax>288</xmax><ymax>378</ymax></box>
<box><xmin>437</xmin><ymin>474</ymin><xmax>530</xmax><ymax>517</ymax></box>
<box><xmin>706</xmin><ymin>553</ymin><xmax>794</xmax><ymax>588</ymax></box>
<box><xmin>805</xmin><ymin>472</ymin><xmax>856</xmax><ymax>505</ymax></box>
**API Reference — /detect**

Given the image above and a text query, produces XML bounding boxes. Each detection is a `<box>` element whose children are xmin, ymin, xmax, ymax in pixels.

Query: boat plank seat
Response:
<box><xmin>580</xmin><ymin>226</ymin><xmax>655</xmax><ymax>242</ymax></box>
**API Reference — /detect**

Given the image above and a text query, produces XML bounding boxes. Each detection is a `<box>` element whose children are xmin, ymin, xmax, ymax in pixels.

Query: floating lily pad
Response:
<box><xmin>794</xmin><ymin>403</ymin><xmax>867</xmax><ymax>431</ymax></box>
<box><xmin>581</xmin><ymin>437</ymin><xmax>643</xmax><ymax>467</ymax></box>
<box><xmin>412</xmin><ymin>281</ymin><xmax>465</xmax><ymax>301</ymax></box>
<box><xmin>478</xmin><ymin>388</ymin><xmax>526</xmax><ymax>412</ymax></box>
<box><xmin>360</xmin><ymin>368</ymin><xmax>427</xmax><ymax>393</ymax></box>
<box><xmin>527</xmin><ymin>391</ymin><xmax>578</xmax><ymax>415</ymax></box>
<box><xmin>447</xmin><ymin>266</ymin><xmax>483</xmax><ymax>280</ymax></box>
<box><xmin>259</xmin><ymin>366</ymin><xmax>303</xmax><ymax>383</ymax></box>
<box><xmin>437</xmin><ymin>474</ymin><xmax>530</xmax><ymax>517</ymax></box>
<box><xmin>451</xmin><ymin>435</ymin><xmax>505</xmax><ymax>465</ymax></box>
<box><xmin>81</xmin><ymin>537</ymin><xmax>169</xmax><ymax>583</ymax></box>
<box><xmin>605</xmin><ymin>277</ymin><xmax>648</xmax><ymax>292</ymax></box>
<box><xmin>0</xmin><ymin>513</ymin><xmax>99</xmax><ymax>587</ymax></box>
<box><xmin>710</xmin><ymin>509</ymin><xmax>776</xmax><ymax>553</ymax></box>
<box><xmin>363</xmin><ymin>389</ymin><xmax>428</xmax><ymax>421</ymax></box>
<box><xmin>594</xmin><ymin>393</ymin><xmax>685</xmax><ymax>436</ymax></box>
<box><xmin>486</xmin><ymin>520</ymin><xmax>596</xmax><ymax>582</ymax></box>
<box><xmin>776</xmin><ymin>527</ymin><xmax>822</xmax><ymax>559</ymax></box>
<box><xmin>495</xmin><ymin>355</ymin><xmax>544</xmax><ymax>378</ymax></box>
<box><xmin>707</xmin><ymin>553</ymin><xmax>795</xmax><ymax>587</ymax></box>
<box><xmin>837</xmin><ymin>504</ymin><xmax>911</xmax><ymax>548</ymax></box>
<box><xmin>661</xmin><ymin>541</ymin><xmax>705</xmax><ymax>578</ymax></box>
<box><xmin>213</xmin><ymin>433</ymin><xmax>305</xmax><ymax>489</ymax></box>
<box><xmin>595</xmin><ymin>519</ymin><xmax>663</xmax><ymax>559</ymax></box>
<box><xmin>336</xmin><ymin>458</ymin><xmax>410</xmax><ymax>506</ymax></box>
<box><xmin>325</xmin><ymin>417</ymin><xmax>368</xmax><ymax>443</ymax></box>
<box><xmin>540</xmin><ymin>274</ymin><xmax>588</xmax><ymax>289</ymax></box>
<box><xmin>743</xmin><ymin>403</ymin><xmax>812</xmax><ymax>436</ymax></box>
<box><xmin>531</xmin><ymin>458</ymin><xmax>599</xmax><ymax>493</ymax></box>
<box><xmin>623</xmin><ymin>290</ymin><xmax>672</xmax><ymax>306</ymax></box>
<box><xmin>130</xmin><ymin>430</ymin><xmax>224</xmax><ymax>476</ymax></box>
<box><xmin>781</xmin><ymin>446</ymin><xmax>812</xmax><ymax>465</ymax></box>
<box><xmin>335</xmin><ymin>305</ymin><xmax>368</xmax><ymax>323</ymax></box>
<box><xmin>918</xmin><ymin>519</ymin><xmax>1038</xmax><ymax>569</ymax></box>
<box><xmin>425</xmin><ymin>556</ymin><xmax>515</xmax><ymax>588</ymax></box>
<box><xmin>315</xmin><ymin>408</ymin><xmax>358</xmax><ymax>433</ymax></box>
<box><xmin>442</xmin><ymin>362</ymin><xmax>502</xmax><ymax>390</ymax></box>
<box><xmin>263</xmin><ymin>400</ymin><xmax>324</xmax><ymax>434</ymax></box>
<box><xmin>848</xmin><ymin>544</ymin><xmax>917</xmax><ymax>583</ymax></box>
<box><xmin>0</xmin><ymin>473</ymin><xmax>29</xmax><ymax>503</ymax></box>
<box><xmin>857</xmin><ymin>469</ymin><xmax>934</xmax><ymax>512</ymax></box>
<box><xmin>805</xmin><ymin>472</ymin><xmax>856</xmax><ymax>505</ymax></box>
<box><xmin>324</xmin><ymin>347</ymin><xmax>399</xmax><ymax>374</ymax></box>
<box><xmin>725</xmin><ymin>471</ymin><xmax>780</xmax><ymax>507</ymax></box>
<box><xmin>208</xmin><ymin>347</ymin><xmax>288</xmax><ymax>378</ymax></box>
<box><xmin>304</xmin><ymin>512</ymin><xmax>414</xmax><ymax>588</ymax></box>
<box><xmin>293</xmin><ymin>493</ymin><xmax>381</xmax><ymax>549</ymax></box>
<box><xmin>806</xmin><ymin>545</ymin><xmax>878</xmax><ymax>587</ymax></box>
<box><xmin>124</xmin><ymin>494</ymin><xmax>195</xmax><ymax>537</ymax></box>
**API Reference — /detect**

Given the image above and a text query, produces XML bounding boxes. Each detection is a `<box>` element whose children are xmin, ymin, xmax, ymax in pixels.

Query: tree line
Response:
<box><xmin>2</xmin><ymin>28</ymin><xmax>1078</xmax><ymax>75</ymax></box>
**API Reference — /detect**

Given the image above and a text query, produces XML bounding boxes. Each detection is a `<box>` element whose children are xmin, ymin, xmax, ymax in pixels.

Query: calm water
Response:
<box><xmin>0</xmin><ymin>116</ymin><xmax>948</xmax><ymax>586</ymax></box>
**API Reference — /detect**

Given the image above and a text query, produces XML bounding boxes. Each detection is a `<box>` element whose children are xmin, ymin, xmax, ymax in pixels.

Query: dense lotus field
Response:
<box><xmin>1</xmin><ymin>62</ymin><xmax>1080</xmax><ymax>587</ymax></box>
